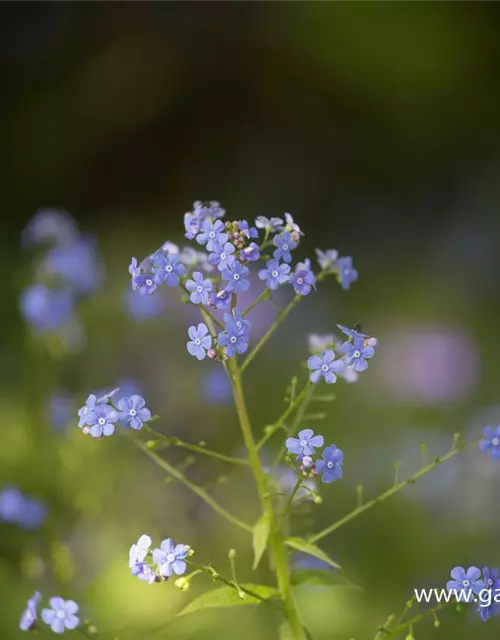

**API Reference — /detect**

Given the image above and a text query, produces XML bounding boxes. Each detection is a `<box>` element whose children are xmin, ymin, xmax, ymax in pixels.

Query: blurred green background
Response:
<box><xmin>2</xmin><ymin>2</ymin><xmax>500</xmax><ymax>639</ymax></box>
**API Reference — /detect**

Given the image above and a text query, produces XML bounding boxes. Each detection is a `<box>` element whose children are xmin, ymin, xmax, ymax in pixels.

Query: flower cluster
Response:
<box><xmin>307</xmin><ymin>324</ymin><xmax>377</xmax><ymax>384</ymax></box>
<box><xmin>20</xmin><ymin>592</ymin><xmax>79</xmax><ymax>633</ymax></box>
<box><xmin>77</xmin><ymin>389</ymin><xmax>152</xmax><ymax>438</ymax></box>
<box><xmin>20</xmin><ymin>209</ymin><xmax>103</xmax><ymax>351</ymax></box>
<box><xmin>479</xmin><ymin>426</ymin><xmax>500</xmax><ymax>460</ymax></box>
<box><xmin>129</xmin><ymin>534</ymin><xmax>192</xmax><ymax>584</ymax></box>
<box><xmin>286</xmin><ymin>429</ymin><xmax>344</xmax><ymax>484</ymax></box>
<box><xmin>128</xmin><ymin>201</ymin><xmax>358</xmax><ymax>363</ymax></box>
<box><xmin>0</xmin><ymin>487</ymin><xmax>46</xmax><ymax>529</ymax></box>
<box><xmin>446</xmin><ymin>566</ymin><xmax>500</xmax><ymax>621</ymax></box>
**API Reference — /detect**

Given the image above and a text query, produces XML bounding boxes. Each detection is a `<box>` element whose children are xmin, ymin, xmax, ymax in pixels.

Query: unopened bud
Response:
<box><xmin>228</xmin><ymin>549</ymin><xmax>236</xmax><ymax>559</ymax></box>
<box><xmin>433</xmin><ymin>620</ymin><xmax>441</xmax><ymax>628</ymax></box>
<box><xmin>82</xmin><ymin>426</ymin><xmax>90</xmax><ymax>435</ymax></box>
<box><xmin>313</xmin><ymin>495</ymin><xmax>323</xmax><ymax>505</ymax></box>
<box><xmin>238</xmin><ymin>590</ymin><xmax>246</xmax><ymax>599</ymax></box>
<box><xmin>207</xmin><ymin>349</ymin><xmax>217</xmax><ymax>359</ymax></box>
<box><xmin>174</xmin><ymin>577</ymin><xmax>190</xmax><ymax>591</ymax></box>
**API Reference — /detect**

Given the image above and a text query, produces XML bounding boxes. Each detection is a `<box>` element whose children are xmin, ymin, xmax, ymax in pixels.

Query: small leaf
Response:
<box><xmin>252</xmin><ymin>514</ymin><xmax>270</xmax><ymax>570</ymax></box>
<box><xmin>284</xmin><ymin>537</ymin><xmax>341</xmax><ymax>571</ymax></box>
<box><xmin>177</xmin><ymin>583</ymin><xmax>279</xmax><ymax>617</ymax></box>
<box><xmin>145</xmin><ymin>439</ymin><xmax>162</xmax><ymax>450</ymax></box>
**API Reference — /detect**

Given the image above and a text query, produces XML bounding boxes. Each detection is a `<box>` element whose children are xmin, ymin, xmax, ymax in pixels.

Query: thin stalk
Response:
<box><xmin>257</xmin><ymin>382</ymin><xmax>312</xmax><ymax>450</ymax></box>
<box><xmin>374</xmin><ymin>602</ymin><xmax>451</xmax><ymax>639</ymax></box>
<box><xmin>277</xmin><ymin>475</ymin><xmax>303</xmax><ymax>531</ymax></box>
<box><xmin>227</xmin><ymin>358</ymin><xmax>306</xmax><ymax>640</ymax></box>
<box><xmin>243</xmin><ymin>288</ymin><xmax>270</xmax><ymax>317</ymax></box>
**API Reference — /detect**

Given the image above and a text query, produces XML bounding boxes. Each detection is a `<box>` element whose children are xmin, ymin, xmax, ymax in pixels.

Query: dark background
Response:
<box><xmin>2</xmin><ymin>2</ymin><xmax>500</xmax><ymax>639</ymax></box>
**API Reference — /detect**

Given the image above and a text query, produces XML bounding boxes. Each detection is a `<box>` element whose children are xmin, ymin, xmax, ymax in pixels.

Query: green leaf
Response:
<box><xmin>291</xmin><ymin>570</ymin><xmax>357</xmax><ymax>588</ymax></box>
<box><xmin>178</xmin><ymin>584</ymin><xmax>279</xmax><ymax>617</ymax></box>
<box><xmin>252</xmin><ymin>513</ymin><xmax>270</xmax><ymax>570</ymax></box>
<box><xmin>284</xmin><ymin>537</ymin><xmax>342</xmax><ymax>571</ymax></box>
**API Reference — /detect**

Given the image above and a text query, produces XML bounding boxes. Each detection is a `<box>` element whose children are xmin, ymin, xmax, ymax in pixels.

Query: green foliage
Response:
<box><xmin>177</xmin><ymin>584</ymin><xmax>279</xmax><ymax>617</ymax></box>
<box><xmin>252</xmin><ymin>513</ymin><xmax>270</xmax><ymax>570</ymax></box>
<box><xmin>284</xmin><ymin>537</ymin><xmax>342</xmax><ymax>571</ymax></box>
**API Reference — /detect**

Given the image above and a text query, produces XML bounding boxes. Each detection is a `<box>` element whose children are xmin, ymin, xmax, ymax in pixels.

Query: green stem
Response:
<box><xmin>227</xmin><ymin>358</ymin><xmax>306</xmax><ymax>640</ymax></box>
<box><xmin>374</xmin><ymin>602</ymin><xmax>450</xmax><ymax>639</ymax></box>
<box><xmin>131</xmin><ymin>437</ymin><xmax>252</xmax><ymax>533</ymax></box>
<box><xmin>277</xmin><ymin>475</ymin><xmax>303</xmax><ymax>531</ymax></box>
<box><xmin>243</xmin><ymin>288</ymin><xmax>270</xmax><ymax>317</ymax></box>
<box><xmin>257</xmin><ymin>382</ymin><xmax>312</xmax><ymax>450</ymax></box>
<box><xmin>310</xmin><ymin>438</ymin><xmax>476</xmax><ymax>544</ymax></box>
<box><xmin>273</xmin><ymin>385</ymin><xmax>315</xmax><ymax>466</ymax></box>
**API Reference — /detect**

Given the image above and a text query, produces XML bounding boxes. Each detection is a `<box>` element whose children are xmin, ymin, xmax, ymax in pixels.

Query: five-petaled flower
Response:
<box><xmin>129</xmin><ymin>534</ymin><xmax>152</xmax><ymax>568</ymax></box>
<box><xmin>290</xmin><ymin>259</ymin><xmax>316</xmax><ymax>296</ymax></box>
<box><xmin>307</xmin><ymin>350</ymin><xmax>345</xmax><ymax>384</ymax></box>
<box><xmin>479</xmin><ymin>426</ymin><xmax>500</xmax><ymax>460</ymax></box>
<box><xmin>133</xmin><ymin>273</ymin><xmax>157</xmax><ymax>295</ymax></box>
<box><xmin>41</xmin><ymin>597</ymin><xmax>79</xmax><ymax>634</ymax></box>
<box><xmin>255</xmin><ymin>216</ymin><xmax>283</xmax><ymax>231</ymax></box>
<box><xmin>341</xmin><ymin>336</ymin><xmax>375</xmax><ymax>372</ymax></box>
<box><xmin>258</xmin><ymin>259</ymin><xmax>290</xmax><ymax>290</ymax></box>
<box><xmin>315</xmin><ymin>248</ymin><xmax>338</xmax><ymax>271</ymax></box>
<box><xmin>446</xmin><ymin>566</ymin><xmax>482</xmax><ymax>602</ymax></box>
<box><xmin>337</xmin><ymin>256</ymin><xmax>358</xmax><ymax>290</ymax></box>
<box><xmin>217</xmin><ymin>310</ymin><xmax>250</xmax><ymax>357</ymax></box>
<box><xmin>316</xmin><ymin>445</ymin><xmax>343</xmax><ymax>484</ymax></box>
<box><xmin>478</xmin><ymin>568</ymin><xmax>500</xmax><ymax>621</ymax></box>
<box><xmin>20</xmin><ymin>591</ymin><xmax>41</xmax><ymax>631</ymax></box>
<box><xmin>286</xmin><ymin>429</ymin><xmax>324</xmax><ymax>457</ymax></box>
<box><xmin>208</xmin><ymin>242</ymin><xmax>236</xmax><ymax>271</ymax></box>
<box><xmin>273</xmin><ymin>231</ymin><xmax>296</xmax><ymax>263</ymax></box>
<box><xmin>153</xmin><ymin>538</ymin><xmax>190</xmax><ymax>578</ymax></box>
<box><xmin>187</xmin><ymin>323</ymin><xmax>212</xmax><ymax>360</ymax></box>
<box><xmin>196</xmin><ymin>220</ymin><xmax>229</xmax><ymax>252</ymax></box>
<box><xmin>186</xmin><ymin>271</ymin><xmax>213</xmax><ymax>305</ymax></box>
<box><xmin>86</xmin><ymin>404</ymin><xmax>119</xmax><ymax>438</ymax></box>
<box><xmin>118</xmin><ymin>396</ymin><xmax>151</xmax><ymax>430</ymax></box>
<box><xmin>154</xmin><ymin>253</ymin><xmax>186</xmax><ymax>287</ymax></box>
<box><xmin>221</xmin><ymin>260</ymin><xmax>250</xmax><ymax>293</ymax></box>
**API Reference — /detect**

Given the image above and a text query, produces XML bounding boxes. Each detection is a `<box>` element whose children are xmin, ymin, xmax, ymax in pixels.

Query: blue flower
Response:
<box><xmin>308</xmin><ymin>334</ymin><xmax>335</xmax><ymax>353</ymax></box>
<box><xmin>22</xmin><ymin>208</ymin><xmax>78</xmax><ymax>247</ymax></box>
<box><xmin>336</xmin><ymin>324</ymin><xmax>369</xmax><ymax>340</ymax></box>
<box><xmin>477</xmin><ymin>568</ymin><xmax>500</xmax><ymax>621</ymax></box>
<box><xmin>186</xmin><ymin>272</ymin><xmax>213</xmax><ymax>305</ymax></box>
<box><xmin>446</xmin><ymin>566</ymin><xmax>482</xmax><ymax>602</ymax></box>
<box><xmin>20</xmin><ymin>285</ymin><xmax>74</xmax><ymax>333</ymax></box>
<box><xmin>153</xmin><ymin>254</ymin><xmax>185</xmax><ymax>287</ymax></box>
<box><xmin>193</xmin><ymin>200</ymin><xmax>225</xmax><ymax>220</ymax></box>
<box><xmin>284</xmin><ymin>213</ymin><xmax>304</xmax><ymax>239</ymax></box>
<box><xmin>208</xmin><ymin>242</ymin><xmax>236</xmax><ymax>271</ymax></box>
<box><xmin>187</xmin><ymin>323</ymin><xmax>212</xmax><ymax>360</ymax></box>
<box><xmin>41</xmin><ymin>597</ymin><xmax>79</xmax><ymax>633</ymax></box>
<box><xmin>307</xmin><ymin>350</ymin><xmax>345</xmax><ymax>383</ymax></box>
<box><xmin>78</xmin><ymin>390</ymin><xmax>118</xmax><ymax>429</ymax></box>
<box><xmin>315</xmin><ymin>248</ymin><xmax>338</xmax><ymax>271</ymax></box>
<box><xmin>133</xmin><ymin>273</ymin><xmax>157</xmax><ymax>295</ymax></box>
<box><xmin>479</xmin><ymin>426</ymin><xmax>500</xmax><ymax>460</ymax></box>
<box><xmin>237</xmin><ymin>220</ymin><xmax>258</xmax><ymax>239</ymax></box>
<box><xmin>255</xmin><ymin>216</ymin><xmax>283</xmax><ymax>231</ymax></box>
<box><xmin>86</xmin><ymin>405</ymin><xmax>119</xmax><ymax>438</ymax></box>
<box><xmin>223</xmin><ymin>309</ymin><xmax>250</xmax><ymax>340</ymax></box>
<box><xmin>118</xmin><ymin>396</ymin><xmax>151</xmax><ymax>430</ymax></box>
<box><xmin>129</xmin><ymin>257</ymin><xmax>141</xmax><ymax>281</ymax></box>
<box><xmin>273</xmin><ymin>231</ymin><xmax>296</xmax><ymax>263</ymax></box>
<box><xmin>240</xmin><ymin>242</ymin><xmax>260</xmax><ymax>263</ymax></box>
<box><xmin>131</xmin><ymin>562</ymin><xmax>157</xmax><ymax>584</ymax></box>
<box><xmin>126</xmin><ymin>288</ymin><xmax>166</xmax><ymax>320</ymax></box>
<box><xmin>209</xmin><ymin>288</ymin><xmax>232</xmax><ymax>311</ymax></box>
<box><xmin>286</xmin><ymin>429</ymin><xmax>324</xmax><ymax>457</ymax></box>
<box><xmin>184</xmin><ymin>212</ymin><xmax>202</xmax><ymax>240</ymax></box>
<box><xmin>258</xmin><ymin>259</ymin><xmax>290</xmax><ymax>290</ymax></box>
<box><xmin>42</xmin><ymin>235</ymin><xmax>102</xmax><ymax>294</ymax></box>
<box><xmin>221</xmin><ymin>260</ymin><xmax>250</xmax><ymax>293</ymax></box>
<box><xmin>341</xmin><ymin>335</ymin><xmax>375</xmax><ymax>372</ymax></box>
<box><xmin>196</xmin><ymin>219</ymin><xmax>228</xmax><ymax>252</ymax></box>
<box><xmin>217</xmin><ymin>323</ymin><xmax>249</xmax><ymax>357</ymax></box>
<box><xmin>337</xmin><ymin>256</ymin><xmax>358</xmax><ymax>290</ymax></box>
<box><xmin>47</xmin><ymin>392</ymin><xmax>74</xmax><ymax>431</ymax></box>
<box><xmin>152</xmin><ymin>538</ymin><xmax>190</xmax><ymax>578</ymax></box>
<box><xmin>129</xmin><ymin>534</ymin><xmax>152</xmax><ymax>568</ymax></box>
<box><xmin>0</xmin><ymin>487</ymin><xmax>46</xmax><ymax>529</ymax></box>
<box><xmin>20</xmin><ymin>591</ymin><xmax>41</xmax><ymax>631</ymax></box>
<box><xmin>316</xmin><ymin>445</ymin><xmax>343</xmax><ymax>484</ymax></box>
<box><xmin>290</xmin><ymin>259</ymin><xmax>316</xmax><ymax>296</ymax></box>
<box><xmin>201</xmin><ymin>368</ymin><xmax>232</xmax><ymax>404</ymax></box>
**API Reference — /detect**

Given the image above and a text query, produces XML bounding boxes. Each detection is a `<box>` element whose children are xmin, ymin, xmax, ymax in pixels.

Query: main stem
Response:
<box><xmin>228</xmin><ymin>358</ymin><xmax>306</xmax><ymax>640</ymax></box>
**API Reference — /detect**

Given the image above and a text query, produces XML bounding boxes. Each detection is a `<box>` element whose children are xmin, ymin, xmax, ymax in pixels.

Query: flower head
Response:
<box><xmin>479</xmin><ymin>426</ymin><xmax>500</xmax><ymax>460</ymax></box>
<box><xmin>258</xmin><ymin>259</ymin><xmax>290</xmax><ymax>290</ymax></box>
<box><xmin>217</xmin><ymin>311</ymin><xmax>250</xmax><ymax>358</ymax></box>
<box><xmin>307</xmin><ymin>350</ymin><xmax>345</xmax><ymax>384</ymax></box>
<box><xmin>209</xmin><ymin>288</ymin><xmax>232</xmax><ymax>311</ymax></box>
<box><xmin>20</xmin><ymin>285</ymin><xmax>74</xmax><ymax>333</ymax></box>
<box><xmin>0</xmin><ymin>488</ymin><xmax>46</xmax><ymax>529</ymax></box>
<box><xmin>290</xmin><ymin>259</ymin><xmax>316</xmax><ymax>296</ymax></box>
<box><xmin>131</xmin><ymin>562</ymin><xmax>157</xmax><ymax>584</ymax></box>
<box><xmin>315</xmin><ymin>248</ymin><xmax>338</xmax><ymax>271</ymax></box>
<box><xmin>196</xmin><ymin>219</ymin><xmax>228</xmax><ymax>252</ymax></box>
<box><xmin>336</xmin><ymin>324</ymin><xmax>369</xmax><ymax>340</ymax></box>
<box><xmin>133</xmin><ymin>273</ymin><xmax>157</xmax><ymax>295</ymax></box>
<box><xmin>129</xmin><ymin>257</ymin><xmax>141</xmax><ymax>280</ymax></box>
<box><xmin>284</xmin><ymin>213</ymin><xmax>304</xmax><ymax>240</ymax></box>
<box><xmin>255</xmin><ymin>216</ymin><xmax>283</xmax><ymax>231</ymax></box>
<box><xmin>337</xmin><ymin>256</ymin><xmax>358</xmax><ymax>290</ymax></box>
<box><xmin>22</xmin><ymin>208</ymin><xmax>78</xmax><ymax>247</ymax></box>
<box><xmin>41</xmin><ymin>597</ymin><xmax>79</xmax><ymax>634</ymax></box>
<box><xmin>153</xmin><ymin>253</ymin><xmax>185</xmax><ymax>287</ymax></box>
<box><xmin>86</xmin><ymin>404</ymin><xmax>118</xmax><ymax>438</ymax></box>
<box><xmin>186</xmin><ymin>272</ymin><xmax>213</xmax><ymax>305</ymax></box>
<box><xmin>240</xmin><ymin>242</ymin><xmax>260</xmax><ymax>263</ymax></box>
<box><xmin>152</xmin><ymin>538</ymin><xmax>189</xmax><ymax>578</ymax></box>
<box><xmin>286</xmin><ymin>429</ymin><xmax>324</xmax><ymax>457</ymax></box>
<box><xmin>221</xmin><ymin>260</ymin><xmax>250</xmax><ymax>293</ymax></box>
<box><xmin>184</xmin><ymin>213</ymin><xmax>201</xmax><ymax>240</ymax></box>
<box><xmin>223</xmin><ymin>309</ymin><xmax>250</xmax><ymax>340</ymax></box>
<box><xmin>273</xmin><ymin>231</ymin><xmax>296</xmax><ymax>263</ymax></box>
<box><xmin>316</xmin><ymin>445</ymin><xmax>343</xmax><ymax>484</ymax></box>
<box><xmin>341</xmin><ymin>335</ymin><xmax>375</xmax><ymax>372</ymax></box>
<box><xmin>20</xmin><ymin>591</ymin><xmax>41</xmax><ymax>631</ymax></box>
<box><xmin>129</xmin><ymin>534</ymin><xmax>152</xmax><ymax>568</ymax></box>
<box><xmin>118</xmin><ymin>396</ymin><xmax>151</xmax><ymax>430</ymax></box>
<box><xmin>446</xmin><ymin>566</ymin><xmax>482</xmax><ymax>601</ymax></box>
<box><xmin>187</xmin><ymin>323</ymin><xmax>212</xmax><ymax>360</ymax></box>
<box><xmin>208</xmin><ymin>242</ymin><xmax>236</xmax><ymax>271</ymax></box>
<box><xmin>478</xmin><ymin>568</ymin><xmax>500</xmax><ymax>621</ymax></box>
<box><xmin>308</xmin><ymin>334</ymin><xmax>335</xmax><ymax>353</ymax></box>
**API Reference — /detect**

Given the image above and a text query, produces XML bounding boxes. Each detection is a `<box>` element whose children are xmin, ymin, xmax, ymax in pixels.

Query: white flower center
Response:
<box><xmin>130</xmin><ymin>409</ymin><xmax>137</xmax><ymax>416</ymax></box>
<box><xmin>166</xmin><ymin>265</ymin><xmax>173</xmax><ymax>272</ymax></box>
<box><xmin>230</xmin><ymin>336</ymin><xmax>237</xmax><ymax>344</ymax></box>
<box><xmin>221</xmin><ymin>253</ymin><xmax>226</xmax><ymax>260</ymax></box>
<box><xmin>321</xmin><ymin>364</ymin><xmax>329</xmax><ymax>372</ymax></box>
<box><xmin>146</xmin><ymin>279</ymin><xmax>153</xmax><ymax>286</ymax></box>
<box><xmin>98</xmin><ymin>417</ymin><xmax>106</xmax><ymax>426</ymax></box>
<box><xmin>56</xmin><ymin>610</ymin><xmax>66</xmax><ymax>619</ymax></box>
<box><xmin>297</xmin><ymin>277</ymin><xmax>303</xmax><ymax>285</ymax></box>
<box><xmin>234</xmin><ymin>274</ymin><xmax>240</xmax><ymax>280</ymax></box>
<box><xmin>327</xmin><ymin>461</ymin><xmax>334</xmax><ymax>469</ymax></box>
<box><xmin>195</xmin><ymin>338</ymin><xmax>201</xmax><ymax>345</ymax></box>
<box><xmin>353</xmin><ymin>350</ymin><xmax>361</xmax><ymax>358</ymax></box>
<box><xmin>271</xmin><ymin>270</ymin><xmax>278</xmax><ymax>277</ymax></box>
<box><xmin>197</xmin><ymin>286</ymin><xmax>203</xmax><ymax>292</ymax></box>
<box><xmin>167</xmin><ymin>553</ymin><xmax>175</xmax><ymax>563</ymax></box>
<box><xmin>489</xmin><ymin>578</ymin><xmax>493</xmax><ymax>586</ymax></box>
<box><xmin>282</xmin><ymin>244</ymin><xmax>288</xmax><ymax>251</ymax></box>
<box><xmin>209</xmin><ymin>231</ymin><xmax>215</xmax><ymax>238</ymax></box>
<box><xmin>300</xmin><ymin>440</ymin><xmax>307</xmax><ymax>447</ymax></box>
<box><xmin>493</xmin><ymin>438</ymin><xmax>500</xmax><ymax>446</ymax></box>
<box><xmin>463</xmin><ymin>580</ymin><xmax>470</xmax><ymax>587</ymax></box>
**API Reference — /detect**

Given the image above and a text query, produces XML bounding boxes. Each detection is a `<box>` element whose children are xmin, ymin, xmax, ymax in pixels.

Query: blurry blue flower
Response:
<box><xmin>272</xmin><ymin>466</ymin><xmax>316</xmax><ymax>502</ymax></box>
<box><xmin>336</xmin><ymin>324</ymin><xmax>369</xmax><ymax>340</ymax></box>
<box><xmin>315</xmin><ymin>248</ymin><xmax>338</xmax><ymax>271</ymax></box>
<box><xmin>201</xmin><ymin>368</ymin><xmax>232</xmax><ymax>404</ymax></box>
<box><xmin>184</xmin><ymin>213</ymin><xmax>202</xmax><ymax>240</ymax></box>
<box><xmin>255</xmin><ymin>216</ymin><xmax>283</xmax><ymax>231</ymax></box>
<box><xmin>218</xmin><ymin>326</ymin><xmax>248</xmax><ymax>357</ymax></box>
<box><xmin>0</xmin><ymin>487</ymin><xmax>47</xmax><ymax>529</ymax></box>
<box><xmin>478</xmin><ymin>568</ymin><xmax>500</xmax><ymax>621</ymax></box>
<box><xmin>131</xmin><ymin>562</ymin><xmax>157</xmax><ymax>584</ymax></box>
<box><xmin>160</xmin><ymin>241</ymin><xmax>180</xmax><ymax>255</ymax></box>
<box><xmin>224</xmin><ymin>309</ymin><xmax>250</xmax><ymax>340</ymax></box>
<box><xmin>222</xmin><ymin>260</ymin><xmax>250</xmax><ymax>293</ymax></box>
<box><xmin>86</xmin><ymin>405</ymin><xmax>118</xmax><ymax>438</ymax></box>
<box><xmin>291</xmin><ymin>553</ymin><xmax>332</xmax><ymax>572</ymax></box>
<box><xmin>337</xmin><ymin>256</ymin><xmax>358</xmax><ymax>290</ymax></box>
<box><xmin>340</xmin><ymin>365</ymin><xmax>359</xmax><ymax>384</ymax></box>
<box><xmin>290</xmin><ymin>259</ymin><xmax>316</xmax><ymax>296</ymax></box>
<box><xmin>307</xmin><ymin>350</ymin><xmax>345</xmax><ymax>383</ymax></box>
<box><xmin>20</xmin><ymin>284</ymin><xmax>74</xmax><ymax>333</ymax></box>
<box><xmin>479</xmin><ymin>426</ymin><xmax>500</xmax><ymax>460</ymax></box>
<box><xmin>126</xmin><ymin>288</ymin><xmax>166</xmax><ymax>320</ymax></box>
<box><xmin>114</xmin><ymin>380</ymin><xmax>142</xmax><ymax>403</ymax></box>
<box><xmin>208</xmin><ymin>242</ymin><xmax>236</xmax><ymax>271</ymax></box>
<box><xmin>20</xmin><ymin>591</ymin><xmax>41</xmax><ymax>631</ymax></box>
<box><xmin>133</xmin><ymin>274</ymin><xmax>157</xmax><ymax>295</ymax></box>
<box><xmin>117</xmin><ymin>396</ymin><xmax>151</xmax><ymax>430</ymax></box>
<box><xmin>186</xmin><ymin>272</ymin><xmax>213</xmax><ymax>305</ymax></box>
<box><xmin>240</xmin><ymin>242</ymin><xmax>260</xmax><ymax>263</ymax></box>
<box><xmin>284</xmin><ymin>213</ymin><xmax>304</xmax><ymax>239</ymax></box>
<box><xmin>77</xmin><ymin>394</ymin><xmax>98</xmax><ymax>428</ymax></box>
<box><xmin>129</xmin><ymin>534</ymin><xmax>152</xmax><ymax>568</ymax></box>
<box><xmin>41</xmin><ymin>597</ymin><xmax>79</xmax><ymax>633</ymax></box>
<box><xmin>47</xmin><ymin>392</ymin><xmax>74</xmax><ymax>431</ymax></box>
<box><xmin>446</xmin><ymin>566</ymin><xmax>482</xmax><ymax>601</ymax></box>
<box><xmin>196</xmin><ymin>220</ymin><xmax>228</xmax><ymax>252</ymax></box>
<box><xmin>152</xmin><ymin>538</ymin><xmax>189</xmax><ymax>578</ymax></box>
<box><xmin>153</xmin><ymin>254</ymin><xmax>185</xmax><ymax>286</ymax></box>
<box><xmin>273</xmin><ymin>231</ymin><xmax>296</xmax><ymax>263</ymax></box>
<box><xmin>187</xmin><ymin>323</ymin><xmax>212</xmax><ymax>360</ymax></box>
<box><xmin>42</xmin><ymin>235</ymin><xmax>102</xmax><ymax>294</ymax></box>
<box><xmin>237</xmin><ymin>220</ymin><xmax>258</xmax><ymax>239</ymax></box>
<box><xmin>286</xmin><ymin>429</ymin><xmax>324</xmax><ymax>457</ymax></box>
<box><xmin>209</xmin><ymin>288</ymin><xmax>232</xmax><ymax>311</ymax></box>
<box><xmin>180</xmin><ymin>247</ymin><xmax>214</xmax><ymax>272</ymax></box>
<box><xmin>341</xmin><ymin>336</ymin><xmax>375</xmax><ymax>372</ymax></box>
<box><xmin>307</xmin><ymin>334</ymin><xmax>335</xmax><ymax>353</ymax></box>
<box><xmin>258</xmin><ymin>259</ymin><xmax>290</xmax><ymax>290</ymax></box>
<box><xmin>22</xmin><ymin>209</ymin><xmax>78</xmax><ymax>248</ymax></box>
<box><xmin>316</xmin><ymin>445</ymin><xmax>343</xmax><ymax>484</ymax></box>
<box><xmin>193</xmin><ymin>200</ymin><xmax>225</xmax><ymax>220</ymax></box>
<box><xmin>129</xmin><ymin>257</ymin><xmax>141</xmax><ymax>282</ymax></box>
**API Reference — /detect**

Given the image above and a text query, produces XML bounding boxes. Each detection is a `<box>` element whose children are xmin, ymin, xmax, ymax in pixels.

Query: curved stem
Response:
<box><xmin>374</xmin><ymin>602</ymin><xmax>450</xmax><ymax>639</ymax></box>
<box><xmin>277</xmin><ymin>475</ymin><xmax>303</xmax><ymax>531</ymax></box>
<box><xmin>227</xmin><ymin>358</ymin><xmax>306</xmax><ymax>640</ymax></box>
